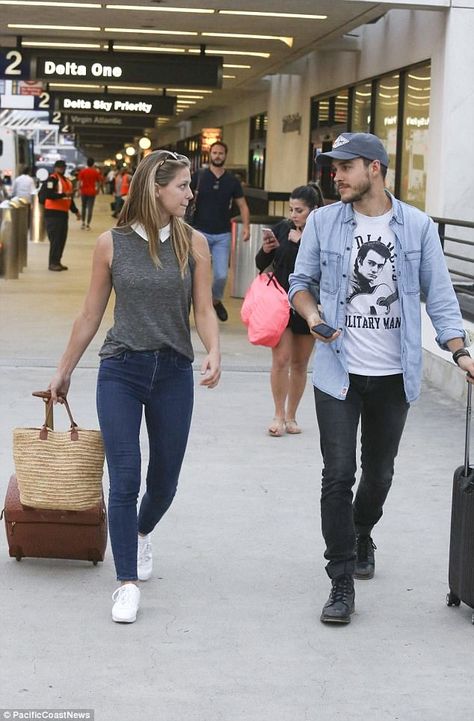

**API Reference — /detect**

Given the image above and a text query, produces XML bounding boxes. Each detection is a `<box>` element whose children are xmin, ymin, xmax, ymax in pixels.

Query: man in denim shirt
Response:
<box><xmin>288</xmin><ymin>132</ymin><xmax>474</xmax><ymax>624</ymax></box>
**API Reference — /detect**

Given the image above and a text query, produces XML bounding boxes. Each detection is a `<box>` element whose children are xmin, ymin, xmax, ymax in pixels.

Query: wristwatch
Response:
<box><xmin>452</xmin><ymin>348</ymin><xmax>471</xmax><ymax>365</ymax></box>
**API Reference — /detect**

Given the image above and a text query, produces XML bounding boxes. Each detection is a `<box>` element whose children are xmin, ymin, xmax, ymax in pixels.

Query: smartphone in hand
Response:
<box><xmin>311</xmin><ymin>322</ymin><xmax>338</xmax><ymax>338</ymax></box>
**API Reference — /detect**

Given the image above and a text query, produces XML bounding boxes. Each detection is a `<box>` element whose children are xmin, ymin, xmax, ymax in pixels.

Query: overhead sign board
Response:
<box><xmin>61</xmin><ymin>113</ymin><xmax>156</xmax><ymax>130</ymax></box>
<box><xmin>0</xmin><ymin>91</ymin><xmax>50</xmax><ymax>110</ymax></box>
<box><xmin>51</xmin><ymin>92</ymin><xmax>176</xmax><ymax>116</ymax></box>
<box><xmin>24</xmin><ymin>49</ymin><xmax>222</xmax><ymax>88</ymax></box>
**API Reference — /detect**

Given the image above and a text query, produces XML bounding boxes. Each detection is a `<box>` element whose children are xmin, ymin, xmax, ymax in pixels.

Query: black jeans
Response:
<box><xmin>45</xmin><ymin>211</ymin><xmax>68</xmax><ymax>266</ymax></box>
<box><xmin>81</xmin><ymin>194</ymin><xmax>96</xmax><ymax>225</ymax></box>
<box><xmin>314</xmin><ymin>374</ymin><xmax>409</xmax><ymax>579</ymax></box>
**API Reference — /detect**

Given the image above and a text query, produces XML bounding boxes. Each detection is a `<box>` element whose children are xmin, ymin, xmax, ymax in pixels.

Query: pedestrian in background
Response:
<box><xmin>11</xmin><ymin>166</ymin><xmax>36</xmax><ymax>202</ymax></box>
<box><xmin>44</xmin><ymin>159</ymin><xmax>80</xmax><ymax>272</ymax></box>
<box><xmin>112</xmin><ymin>166</ymin><xmax>131</xmax><ymax>218</ymax></box>
<box><xmin>190</xmin><ymin>141</ymin><xmax>250</xmax><ymax>322</ymax></box>
<box><xmin>48</xmin><ymin>150</ymin><xmax>221</xmax><ymax>624</ymax></box>
<box><xmin>78</xmin><ymin>157</ymin><xmax>102</xmax><ymax>230</ymax></box>
<box><xmin>255</xmin><ymin>183</ymin><xmax>323</xmax><ymax>437</ymax></box>
<box><xmin>289</xmin><ymin>132</ymin><xmax>474</xmax><ymax>624</ymax></box>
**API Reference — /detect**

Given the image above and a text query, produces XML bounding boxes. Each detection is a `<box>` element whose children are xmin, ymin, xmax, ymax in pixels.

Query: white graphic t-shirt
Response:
<box><xmin>344</xmin><ymin>209</ymin><xmax>402</xmax><ymax>375</ymax></box>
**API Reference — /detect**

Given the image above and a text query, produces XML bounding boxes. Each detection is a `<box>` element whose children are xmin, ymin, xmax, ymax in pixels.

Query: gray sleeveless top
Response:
<box><xmin>99</xmin><ymin>227</ymin><xmax>195</xmax><ymax>360</ymax></box>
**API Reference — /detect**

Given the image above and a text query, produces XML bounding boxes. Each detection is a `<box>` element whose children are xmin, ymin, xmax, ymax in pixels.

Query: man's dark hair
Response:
<box><xmin>209</xmin><ymin>141</ymin><xmax>228</xmax><ymax>154</ymax></box>
<box><xmin>362</xmin><ymin>157</ymin><xmax>388</xmax><ymax>179</ymax></box>
<box><xmin>54</xmin><ymin>160</ymin><xmax>66</xmax><ymax>168</ymax></box>
<box><xmin>21</xmin><ymin>166</ymin><xmax>31</xmax><ymax>175</ymax></box>
<box><xmin>87</xmin><ymin>157</ymin><xmax>95</xmax><ymax>167</ymax></box>
<box><xmin>356</xmin><ymin>240</ymin><xmax>391</xmax><ymax>265</ymax></box>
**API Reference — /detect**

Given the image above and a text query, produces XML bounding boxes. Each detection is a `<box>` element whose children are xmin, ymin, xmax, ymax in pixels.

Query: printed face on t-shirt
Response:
<box><xmin>356</xmin><ymin>249</ymin><xmax>388</xmax><ymax>285</ymax></box>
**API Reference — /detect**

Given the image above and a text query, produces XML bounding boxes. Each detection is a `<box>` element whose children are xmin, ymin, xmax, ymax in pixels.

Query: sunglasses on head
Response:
<box><xmin>156</xmin><ymin>151</ymin><xmax>188</xmax><ymax>171</ymax></box>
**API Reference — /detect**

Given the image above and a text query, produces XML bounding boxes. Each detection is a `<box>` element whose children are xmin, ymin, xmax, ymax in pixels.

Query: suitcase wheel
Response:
<box><xmin>446</xmin><ymin>591</ymin><xmax>461</xmax><ymax>607</ymax></box>
<box><xmin>15</xmin><ymin>554</ymin><xmax>22</xmax><ymax>562</ymax></box>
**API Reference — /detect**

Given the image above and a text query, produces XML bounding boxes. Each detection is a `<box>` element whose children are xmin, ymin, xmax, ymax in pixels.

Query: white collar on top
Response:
<box><xmin>132</xmin><ymin>222</ymin><xmax>171</xmax><ymax>243</ymax></box>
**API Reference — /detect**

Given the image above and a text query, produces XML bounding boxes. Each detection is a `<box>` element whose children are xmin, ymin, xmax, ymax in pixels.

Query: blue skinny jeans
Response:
<box><xmin>201</xmin><ymin>231</ymin><xmax>232</xmax><ymax>301</ymax></box>
<box><xmin>96</xmin><ymin>349</ymin><xmax>194</xmax><ymax>581</ymax></box>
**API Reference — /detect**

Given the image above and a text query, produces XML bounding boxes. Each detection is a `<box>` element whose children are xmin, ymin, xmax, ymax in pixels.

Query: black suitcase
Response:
<box><xmin>447</xmin><ymin>382</ymin><xmax>474</xmax><ymax>623</ymax></box>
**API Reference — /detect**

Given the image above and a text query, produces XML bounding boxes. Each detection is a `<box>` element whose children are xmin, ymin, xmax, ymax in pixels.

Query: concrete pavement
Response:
<box><xmin>1</xmin><ymin>194</ymin><xmax>473</xmax><ymax>721</ymax></box>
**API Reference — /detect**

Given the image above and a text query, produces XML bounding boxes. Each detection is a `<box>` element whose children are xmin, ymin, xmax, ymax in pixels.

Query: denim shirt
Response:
<box><xmin>288</xmin><ymin>193</ymin><xmax>465</xmax><ymax>402</ymax></box>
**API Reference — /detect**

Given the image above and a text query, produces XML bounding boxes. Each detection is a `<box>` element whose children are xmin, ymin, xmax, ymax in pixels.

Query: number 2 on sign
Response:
<box><xmin>5</xmin><ymin>50</ymin><xmax>22</xmax><ymax>76</ymax></box>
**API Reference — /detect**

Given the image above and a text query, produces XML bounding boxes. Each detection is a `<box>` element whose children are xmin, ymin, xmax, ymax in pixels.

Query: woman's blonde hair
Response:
<box><xmin>117</xmin><ymin>150</ymin><xmax>193</xmax><ymax>275</ymax></box>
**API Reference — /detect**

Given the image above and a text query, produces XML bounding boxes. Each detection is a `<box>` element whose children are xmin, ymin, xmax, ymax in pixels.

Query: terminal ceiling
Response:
<box><xmin>0</xmin><ymin>0</ymin><xmax>446</xmax><ymax>156</ymax></box>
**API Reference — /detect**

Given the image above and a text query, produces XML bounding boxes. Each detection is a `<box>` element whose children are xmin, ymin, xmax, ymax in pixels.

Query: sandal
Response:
<box><xmin>268</xmin><ymin>418</ymin><xmax>286</xmax><ymax>437</ymax></box>
<box><xmin>285</xmin><ymin>419</ymin><xmax>302</xmax><ymax>434</ymax></box>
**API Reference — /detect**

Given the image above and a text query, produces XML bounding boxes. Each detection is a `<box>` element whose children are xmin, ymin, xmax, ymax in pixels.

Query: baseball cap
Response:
<box><xmin>316</xmin><ymin>133</ymin><xmax>389</xmax><ymax>167</ymax></box>
<box><xmin>54</xmin><ymin>159</ymin><xmax>66</xmax><ymax>168</ymax></box>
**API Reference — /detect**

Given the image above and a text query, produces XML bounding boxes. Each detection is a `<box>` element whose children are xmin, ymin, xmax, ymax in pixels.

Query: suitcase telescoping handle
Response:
<box><xmin>464</xmin><ymin>382</ymin><xmax>472</xmax><ymax>477</ymax></box>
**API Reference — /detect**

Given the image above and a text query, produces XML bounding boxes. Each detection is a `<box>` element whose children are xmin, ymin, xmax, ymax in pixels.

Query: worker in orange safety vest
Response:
<box><xmin>44</xmin><ymin>159</ymin><xmax>81</xmax><ymax>271</ymax></box>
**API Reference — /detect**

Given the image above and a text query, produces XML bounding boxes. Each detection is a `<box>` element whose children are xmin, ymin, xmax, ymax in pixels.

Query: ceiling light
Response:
<box><xmin>188</xmin><ymin>49</ymin><xmax>270</xmax><ymax>58</ymax></box>
<box><xmin>22</xmin><ymin>41</ymin><xmax>102</xmax><ymax>48</ymax></box>
<box><xmin>112</xmin><ymin>45</ymin><xmax>186</xmax><ymax>53</ymax></box>
<box><xmin>125</xmin><ymin>146</ymin><xmax>136</xmax><ymax>156</ymax></box>
<box><xmin>176</xmin><ymin>95</ymin><xmax>204</xmax><ymax>99</ymax></box>
<box><xmin>176</xmin><ymin>100</ymin><xmax>196</xmax><ymax>105</ymax></box>
<box><xmin>219</xmin><ymin>10</ymin><xmax>327</xmax><ymax>20</ymax></box>
<box><xmin>223</xmin><ymin>75</ymin><xmax>236</xmax><ymax>79</ymax></box>
<box><xmin>0</xmin><ymin>0</ymin><xmax>100</xmax><ymax>5</ymax></box>
<box><xmin>106</xmin><ymin>4</ymin><xmax>213</xmax><ymax>13</ymax></box>
<box><xmin>167</xmin><ymin>88</ymin><xmax>213</xmax><ymax>93</ymax></box>
<box><xmin>9</xmin><ymin>23</ymin><xmax>101</xmax><ymax>31</ymax></box>
<box><xmin>223</xmin><ymin>64</ymin><xmax>251</xmax><ymax>69</ymax></box>
<box><xmin>108</xmin><ymin>85</ymin><xmax>161</xmax><ymax>91</ymax></box>
<box><xmin>105</xmin><ymin>27</ymin><xmax>198</xmax><ymax>36</ymax></box>
<box><xmin>49</xmin><ymin>83</ymin><xmax>102</xmax><ymax>88</ymax></box>
<box><xmin>202</xmin><ymin>32</ymin><xmax>293</xmax><ymax>47</ymax></box>
<box><xmin>115</xmin><ymin>153</ymin><xmax>123</xmax><ymax>160</ymax></box>
<box><xmin>138</xmin><ymin>137</ymin><xmax>152</xmax><ymax>149</ymax></box>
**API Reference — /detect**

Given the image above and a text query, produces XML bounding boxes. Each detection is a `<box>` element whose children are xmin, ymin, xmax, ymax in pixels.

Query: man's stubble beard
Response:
<box><xmin>339</xmin><ymin>174</ymin><xmax>371</xmax><ymax>204</ymax></box>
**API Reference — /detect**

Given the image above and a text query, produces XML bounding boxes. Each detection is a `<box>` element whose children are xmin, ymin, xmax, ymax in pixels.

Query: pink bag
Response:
<box><xmin>240</xmin><ymin>272</ymin><xmax>290</xmax><ymax>347</ymax></box>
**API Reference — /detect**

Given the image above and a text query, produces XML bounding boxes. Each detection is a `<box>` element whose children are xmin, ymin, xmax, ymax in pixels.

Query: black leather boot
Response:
<box><xmin>354</xmin><ymin>535</ymin><xmax>376</xmax><ymax>579</ymax></box>
<box><xmin>320</xmin><ymin>574</ymin><xmax>355</xmax><ymax>624</ymax></box>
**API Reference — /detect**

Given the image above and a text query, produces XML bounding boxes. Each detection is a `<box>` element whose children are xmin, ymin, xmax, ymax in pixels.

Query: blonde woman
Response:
<box><xmin>49</xmin><ymin>151</ymin><xmax>221</xmax><ymax>623</ymax></box>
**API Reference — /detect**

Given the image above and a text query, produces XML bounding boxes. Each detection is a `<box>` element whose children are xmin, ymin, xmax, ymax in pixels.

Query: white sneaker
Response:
<box><xmin>137</xmin><ymin>533</ymin><xmax>153</xmax><ymax>581</ymax></box>
<box><xmin>111</xmin><ymin>583</ymin><xmax>140</xmax><ymax>623</ymax></box>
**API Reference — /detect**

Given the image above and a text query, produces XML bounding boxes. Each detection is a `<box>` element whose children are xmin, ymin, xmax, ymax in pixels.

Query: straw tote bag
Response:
<box><xmin>13</xmin><ymin>391</ymin><xmax>105</xmax><ymax>511</ymax></box>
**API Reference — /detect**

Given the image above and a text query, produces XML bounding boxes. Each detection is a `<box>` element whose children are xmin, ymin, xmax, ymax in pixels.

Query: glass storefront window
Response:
<box><xmin>309</xmin><ymin>91</ymin><xmax>349</xmax><ymax>198</ymax></box>
<box><xmin>351</xmin><ymin>82</ymin><xmax>372</xmax><ymax>132</ymax></box>
<box><xmin>400</xmin><ymin>63</ymin><xmax>430</xmax><ymax>210</ymax></box>
<box><xmin>309</xmin><ymin>63</ymin><xmax>431</xmax><ymax>202</ymax></box>
<box><xmin>374</xmin><ymin>73</ymin><xmax>399</xmax><ymax>193</ymax></box>
<box><xmin>249</xmin><ymin>113</ymin><xmax>267</xmax><ymax>188</ymax></box>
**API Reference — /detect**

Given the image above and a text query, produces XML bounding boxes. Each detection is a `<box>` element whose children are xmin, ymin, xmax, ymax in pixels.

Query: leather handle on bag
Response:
<box><xmin>33</xmin><ymin>390</ymin><xmax>79</xmax><ymax>441</ymax></box>
<box><xmin>33</xmin><ymin>389</ymin><xmax>59</xmax><ymax>430</ymax></box>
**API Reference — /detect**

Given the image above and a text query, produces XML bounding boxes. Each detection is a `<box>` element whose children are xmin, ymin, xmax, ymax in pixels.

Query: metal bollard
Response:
<box><xmin>11</xmin><ymin>197</ymin><xmax>30</xmax><ymax>271</ymax></box>
<box><xmin>0</xmin><ymin>200</ymin><xmax>20</xmax><ymax>280</ymax></box>
<box><xmin>31</xmin><ymin>191</ymin><xmax>45</xmax><ymax>243</ymax></box>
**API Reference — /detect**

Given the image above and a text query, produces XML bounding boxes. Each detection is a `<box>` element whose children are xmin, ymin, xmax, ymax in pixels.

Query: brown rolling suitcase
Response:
<box><xmin>2</xmin><ymin>474</ymin><xmax>107</xmax><ymax>564</ymax></box>
<box><xmin>2</xmin><ymin>391</ymin><xmax>107</xmax><ymax>564</ymax></box>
